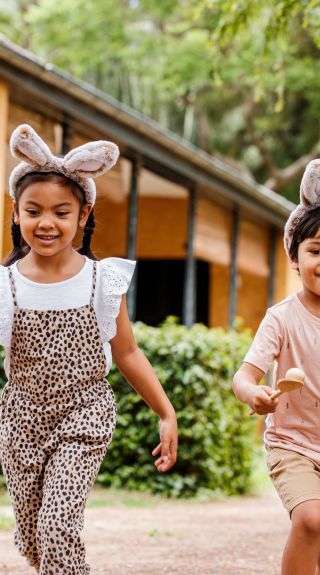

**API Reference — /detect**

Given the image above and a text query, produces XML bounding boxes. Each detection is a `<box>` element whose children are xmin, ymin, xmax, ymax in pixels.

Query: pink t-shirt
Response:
<box><xmin>244</xmin><ymin>293</ymin><xmax>320</xmax><ymax>462</ymax></box>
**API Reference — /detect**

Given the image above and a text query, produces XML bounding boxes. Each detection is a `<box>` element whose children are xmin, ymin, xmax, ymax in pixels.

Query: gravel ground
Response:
<box><xmin>0</xmin><ymin>489</ymin><xmax>289</xmax><ymax>575</ymax></box>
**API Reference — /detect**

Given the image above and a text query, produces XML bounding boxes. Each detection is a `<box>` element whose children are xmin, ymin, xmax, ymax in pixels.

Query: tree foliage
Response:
<box><xmin>1</xmin><ymin>0</ymin><xmax>320</xmax><ymax>200</ymax></box>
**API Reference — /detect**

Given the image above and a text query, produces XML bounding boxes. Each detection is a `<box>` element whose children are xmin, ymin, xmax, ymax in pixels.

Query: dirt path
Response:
<box><xmin>0</xmin><ymin>489</ymin><xmax>289</xmax><ymax>575</ymax></box>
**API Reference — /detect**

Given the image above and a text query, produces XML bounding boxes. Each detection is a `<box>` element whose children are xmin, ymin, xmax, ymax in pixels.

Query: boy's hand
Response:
<box><xmin>152</xmin><ymin>414</ymin><xmax>178</xmax><ymax>473</ymax></box>
<box><xmin>249</xmin><ymin>385</ymin><xmax>279</xmax><ymax>415</ymax></box>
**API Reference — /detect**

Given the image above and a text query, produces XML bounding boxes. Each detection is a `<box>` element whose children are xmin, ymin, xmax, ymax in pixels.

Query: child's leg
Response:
<box><xmin>281</xmin><ymin>500</ymin><xmax>320</xmax><ymax>575</ymax></box>
<box><xmin>1</xmin><ymin>451</ymin><xmax>43</xmax><ymax>571</ymax></box>
<box><xmin>267</xmin><ymin>448</ymin><xmax>320</xmax><ymax>574</ymax></box>
<box><xmin>314</xmin><ymin>546</ymin><xmax>320</xmax><ymax>575</ymax></box>
<box><xmin>37</xmin><ymin>440</ymin><xmax>107</xmax><ymax>575</ymax></box>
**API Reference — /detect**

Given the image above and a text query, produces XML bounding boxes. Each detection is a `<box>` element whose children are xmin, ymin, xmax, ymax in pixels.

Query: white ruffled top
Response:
<box><xmin>0</xmin><ymin>256</ymin><xmax>136</xmax><ymax>377</ymax></box>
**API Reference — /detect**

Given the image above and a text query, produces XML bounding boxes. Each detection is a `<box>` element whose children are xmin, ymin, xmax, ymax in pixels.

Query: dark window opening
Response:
<box><xmin>135</xmin><ymin>259</ymin><xmax>209</xmax><ymax>326</ymax></box>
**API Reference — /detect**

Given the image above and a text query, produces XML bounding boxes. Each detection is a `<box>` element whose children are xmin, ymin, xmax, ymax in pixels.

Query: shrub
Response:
<box><xmin>101</xmin><ymin>318</ymin><xmax>254</xmax><ymax>497</ymax></box>
<box><xmin>0</xmin><ymin>319</ymin><xmax>254</xmax><ymax>497</ymax></box>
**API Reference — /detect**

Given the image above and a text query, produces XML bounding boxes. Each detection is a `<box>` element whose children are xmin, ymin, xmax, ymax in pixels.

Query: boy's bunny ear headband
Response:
<box><xmin>284</xmin><ymin>159</ymin><xmax>320</xmax><ymax>257</ymax></box>
<box><xmin>9</xmin><ymin>124</ymin><xmax>120</xmax><ymax>206</ymax></box>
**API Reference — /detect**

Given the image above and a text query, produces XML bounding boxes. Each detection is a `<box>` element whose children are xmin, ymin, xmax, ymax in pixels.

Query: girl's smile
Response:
<box><xmin>35</xmin><ymin>234</ymin><xmax>60</xmax><ymax>244</ymax></box>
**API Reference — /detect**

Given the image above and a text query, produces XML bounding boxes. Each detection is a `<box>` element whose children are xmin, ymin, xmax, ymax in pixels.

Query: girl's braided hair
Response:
<box><xmin>2</xmin><ymin>171</ymin><xmax>97</xmax><ymax>267</ymax></box>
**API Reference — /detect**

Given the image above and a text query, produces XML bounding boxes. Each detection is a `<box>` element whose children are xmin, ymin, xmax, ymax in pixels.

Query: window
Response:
<box><xmin>136</xmin><ymin>259</ymin><xmax>209</xmax><ymax>326</ymax></box>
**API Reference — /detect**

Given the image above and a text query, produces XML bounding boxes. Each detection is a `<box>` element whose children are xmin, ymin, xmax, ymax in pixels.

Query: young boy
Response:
<box><xmin>233</xmin><ymin>160</ymin><xmax>320</xmax><ymax>575</ymax></box>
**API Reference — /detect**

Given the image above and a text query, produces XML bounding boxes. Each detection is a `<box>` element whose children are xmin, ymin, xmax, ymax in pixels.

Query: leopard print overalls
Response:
<box><xmin>0</xmin><ymin>261</ymin><xmax>117</xmax><ymax>574</ymax></box>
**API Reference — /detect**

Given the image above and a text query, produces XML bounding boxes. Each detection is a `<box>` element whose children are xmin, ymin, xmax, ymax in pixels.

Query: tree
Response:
<box><xmin>193</xmin><ymin>0</ymin><xmax>320</xmax><ymax>197</ymax></box>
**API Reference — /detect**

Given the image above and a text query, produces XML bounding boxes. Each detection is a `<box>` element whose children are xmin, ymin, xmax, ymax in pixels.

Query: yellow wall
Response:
<box><xmin>238</xmin><ymin>219</ymin><xmax>269</xmax><ymax>278</ymax></box>
<box><xmin>235</xmin><ymin>219</ymin><xmax>270</xmax><ymax>331</ymax></box>
<box><xmin>209</xmin><ymin>263</ymin><xmax>230</xmax><ymax>328</ymax></box>
<box><xmin>194</xmin><ymin>198</ymin><xmax>231</xmax><ymax>265</ymax></box>
<box><xmin>79</xmin><ymin>192</ymin><xmax>128</xmax><ymax>258</ymax></box>
<box><xmin>207</xmin><ymin>229</ymin><xmax>295</xmax><ymax>331</ymax></box>
<box><xmin>237</xmin><ymin>271</ymin><xmax>269</xmax><ymax>332</ymax></box>
<box><xmin>0</xmin><ymin>81</ymin><xmax>9</xmax><ymax>260</ymax></box>
<box><xmin>3</xmin><ymin>194</ymin><xmax>13</xmax><ymax>259</ymax></box>
<box><xmin>137</xmin><ymin>197</ymin><xmax>188</xmax><ymax>259</ymax></box>
<box><xmin>197</xmin><ymin>206</ymin><xmax>270</xmax><ymax>329</ymax></box>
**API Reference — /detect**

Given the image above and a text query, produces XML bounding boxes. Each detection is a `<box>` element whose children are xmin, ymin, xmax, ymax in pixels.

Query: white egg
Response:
<box><xmin>285</xmin><ymin>368</ymin><xmax>305</xmax><ymax>382</ymax></box>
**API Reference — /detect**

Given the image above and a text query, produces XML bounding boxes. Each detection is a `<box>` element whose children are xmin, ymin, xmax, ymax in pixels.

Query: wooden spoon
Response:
<box><xmin>249</xmin><ymin>368</ymin><xmax>305</xmax><ymax>416</ymax></box>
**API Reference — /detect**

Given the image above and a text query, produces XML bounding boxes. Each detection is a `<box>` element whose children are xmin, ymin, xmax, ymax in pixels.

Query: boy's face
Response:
<box><xmin>292</xmin><ymin>228</ymin><xmax>320</xmax><ymax>296</ymax></box>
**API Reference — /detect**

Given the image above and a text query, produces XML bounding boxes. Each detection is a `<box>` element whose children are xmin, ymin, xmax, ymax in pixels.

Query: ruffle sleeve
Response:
<box><xmin>0</xmin><ymin>266</ymin><xmax>14</xmax><ymax>347</ymax></box>
<box><xmin>98</xmin><ymin>257</ymin><xmax>136</xmax><ymax>342</ymax></box>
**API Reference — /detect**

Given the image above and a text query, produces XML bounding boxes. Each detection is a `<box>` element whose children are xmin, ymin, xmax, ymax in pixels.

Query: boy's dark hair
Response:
<box><xmin>2</xmin><ymin>172</ymin><xmax>98</xmax><ymax>266</ymax></box>
<box><xmin>289</xmin><ymin>205</ymin><xmax>320</xmax><ymax>262</ymax></box>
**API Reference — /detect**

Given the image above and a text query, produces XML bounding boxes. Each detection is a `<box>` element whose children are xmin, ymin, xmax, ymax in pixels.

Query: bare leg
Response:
<box><xmin>282</xmin><ymin>501</ymin><xmax>320</xmax><ymax>575</ymax></box>
<box><xmin>315</xmin><ymin>549</ymin><xmax>320</xmax><ymax>575</ymax></box>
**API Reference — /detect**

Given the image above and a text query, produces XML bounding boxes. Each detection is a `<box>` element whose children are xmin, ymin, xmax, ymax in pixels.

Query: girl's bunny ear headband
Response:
<box><xmin>9</xmin><ymin>124</ymin><xmax>120</xmax><ymax>206</ymax></box>
<box><xmin>284</xmin><ymin>159</ymin><xmax>320</xmax><ymax>257</ymax></box>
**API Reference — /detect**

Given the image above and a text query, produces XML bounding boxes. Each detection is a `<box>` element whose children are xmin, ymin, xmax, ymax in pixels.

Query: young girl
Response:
<box><xmin>0</xmin><ymin>124</ymin><xmax>178</xmax><ymax>574</ymax></box>
<box><xmin>233</xmin><ymin>160</ymin><xmax>320</xmax><ymax>575</ymax></box>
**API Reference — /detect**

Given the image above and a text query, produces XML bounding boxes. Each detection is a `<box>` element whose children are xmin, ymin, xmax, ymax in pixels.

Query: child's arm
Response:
<box><xmin>110</xmin><ymin>295</ymin><xmax>178</xmax><ymax>473</ymax></box>
<box><xmin>233</xmin><ymin>362</ymin><xmax>279</xmax><ymax>415</ymax></box>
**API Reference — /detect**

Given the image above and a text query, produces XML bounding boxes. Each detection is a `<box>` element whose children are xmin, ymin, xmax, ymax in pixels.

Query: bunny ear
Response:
<box><xmin>64</xmin><ymin>141</ymin><xmax>120</xmax><ymax>178</ymax></box>
<box><xmin>300</xmin><ymin>159</ymin><xmax>320</xmax><ymax>206</ymax></box>
<box><xmin>10</xmin><ymin>124</ymin><xmax>53</xmax><ymax>166</ymax></box>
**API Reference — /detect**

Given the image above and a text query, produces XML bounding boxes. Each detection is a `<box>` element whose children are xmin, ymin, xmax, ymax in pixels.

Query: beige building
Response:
<box><xmin>0</xmin><ymin>36</ymin><xmax>299</xmax><ymax>332</ymax></box>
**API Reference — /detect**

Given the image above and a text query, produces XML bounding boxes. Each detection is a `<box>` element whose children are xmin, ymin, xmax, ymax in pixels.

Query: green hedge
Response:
<box><xmin>0</xmin><ymin>319</ymin><xmax>254</xmax><ymax>497</ymax></box>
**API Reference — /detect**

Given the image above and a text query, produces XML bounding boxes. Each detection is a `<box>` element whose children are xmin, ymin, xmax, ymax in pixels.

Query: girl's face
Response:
<box><xmin>292</xmin><ymin>228</ymin><xmax>320</xmax><ymax>296</ymax></box>
<box><xmin>13</xmin><ymin>181</ymin><xmax>91</xmax><ymax>257</ymax></box>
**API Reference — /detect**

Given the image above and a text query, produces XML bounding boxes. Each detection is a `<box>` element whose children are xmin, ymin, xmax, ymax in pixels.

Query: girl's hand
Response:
<box><xmin>249</xmin><ymin>385</ymin><xmax>279</xmax><ymax>415</ymax></box>
<box><xmin>152</xmin><ymin>414</ymin><xmax>178</xmax><ymax>473</ymax></box>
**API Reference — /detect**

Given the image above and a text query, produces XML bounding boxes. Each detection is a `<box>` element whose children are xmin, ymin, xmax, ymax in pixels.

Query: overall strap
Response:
<box><xmin>90</xmin><ymin>261</ymin><xmax>97</xmax><ymax>307</ymax></box>
<box><xmin>8</xmin><ymin>267</ymin><xmax>18</xmax><ymax>306</ymax></box>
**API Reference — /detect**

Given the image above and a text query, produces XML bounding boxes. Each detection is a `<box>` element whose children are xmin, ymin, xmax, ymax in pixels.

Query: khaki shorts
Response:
<box><xmin>267</xmin><ymin>446</ymin><xmax>320</xmax><ymax>515</ymax></box>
